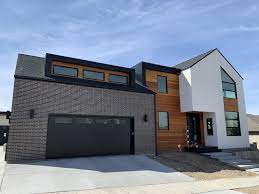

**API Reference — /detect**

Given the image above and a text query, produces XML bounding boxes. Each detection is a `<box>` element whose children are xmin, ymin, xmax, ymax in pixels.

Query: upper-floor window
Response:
<box><xmin>53</xmin><ymin>65</ymin><xmax>78</xmax><ymax>77</ymax></box>
<box><xmin>225</xmin><ymin>111</ymin><xmax>241</xmax><ymax>136</ymax></box>
<box><xmin>221</xmin><ymin>68</ymin><xmax>237</xmax><ymax>99</ymax></box>
<box><xmin>157</xmin><ymin>75</ymin><xmax>167</xmax><ymax>93</ymax></box>
<box><xmin>84</xmin><ymin>70</ymin><xmax>104</xmax><ymax>81</ymax></box>
<box><xmin>109</xmin><ymin>74</ymin><xmax>128</xmax><ymax>85</ymax></box>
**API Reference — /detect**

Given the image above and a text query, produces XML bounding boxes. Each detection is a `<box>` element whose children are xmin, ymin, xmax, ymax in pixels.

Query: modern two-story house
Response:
<box><xmin>6</xmin><ymin>48</ymin><xmax>249</xmax><ymax>161</ymax></box>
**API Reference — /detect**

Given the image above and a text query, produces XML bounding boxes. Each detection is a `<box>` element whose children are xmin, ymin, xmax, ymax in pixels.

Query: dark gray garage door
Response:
<box><xmin>46</xmin><ymin>114</ymin><xmax>134</xmax><ymax>159</ymax></box>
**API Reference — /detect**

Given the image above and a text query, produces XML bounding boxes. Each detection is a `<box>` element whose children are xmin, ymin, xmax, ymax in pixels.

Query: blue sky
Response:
<box><xmin>0</xmin><ymin>0</ymin><xmax>258</xmax><ymax>114</ymax></box>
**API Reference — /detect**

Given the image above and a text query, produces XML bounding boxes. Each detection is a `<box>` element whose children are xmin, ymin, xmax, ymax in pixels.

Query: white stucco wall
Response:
<box><xmin>179</xmin><ymin>69</ymin><xmax>193</xmax><ymax>112</ymax></box>
<box><xmin>179</xmin><ymin>50</ymin><xmax>249</xmax><ymax>149</ymax></box>
<box><xmin>203</xmin><ymin>112</ymin><xmax>218</xmax><ymax>147</ymax></box>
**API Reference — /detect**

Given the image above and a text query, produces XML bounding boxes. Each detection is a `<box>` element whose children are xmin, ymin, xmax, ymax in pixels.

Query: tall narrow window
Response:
<box><xmin>158</xmin><ymin>112</ymin><xmax>169</xmax><ymax>130</ymax></box>
<box><xmin>206</xmin><ymin>118</ymin><xmax>213</xmax><ymax>135</ymax></box>
<box><xmin>53</xmin><ymin>65</ymin><xmax>78</xmax><ymax>77</ymax></box>
<box><xmin>225</xmin><ymin>111</ymin><xmax>241</xmax><ymax>136</ymax></box>
<box><xmin>221</xmin><ymin>68</ymin><xmax>237</xmax><ymax>99</ymax></box>
<box><xmin>157</xmin><ymin>76</ymin><xmax>167</xmax><ymax>93</ymax></box>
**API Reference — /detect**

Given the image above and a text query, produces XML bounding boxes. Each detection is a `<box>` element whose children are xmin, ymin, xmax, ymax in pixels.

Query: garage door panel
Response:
<box><xmin>46</xmin><ymin>115</ymin><xmax>133</xmax><ymax>159</ymax></box>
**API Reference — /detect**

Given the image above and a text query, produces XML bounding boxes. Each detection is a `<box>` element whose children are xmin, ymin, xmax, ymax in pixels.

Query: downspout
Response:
<box><xmin>154</xmin><ymin>94</ymin><xmax>158</xmax><ymax>156</ymax></box>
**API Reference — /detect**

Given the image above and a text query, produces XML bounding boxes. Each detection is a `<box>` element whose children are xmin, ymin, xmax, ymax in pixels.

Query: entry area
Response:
<box><xmin>46</xmin><ymin>114</ymin><xmax>134</xmax><ymax>159</ymax></box>
<box><xmin>186</xmin><ymin>113</ymin><xmax>202</xmax><ymax>145</ymax></box>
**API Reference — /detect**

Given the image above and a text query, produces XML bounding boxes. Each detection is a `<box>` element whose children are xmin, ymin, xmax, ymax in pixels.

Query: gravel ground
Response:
<box><xmin>149</xmin><ymin>151</ymin><xmax>256</xmax><ymax>180</ymax></box>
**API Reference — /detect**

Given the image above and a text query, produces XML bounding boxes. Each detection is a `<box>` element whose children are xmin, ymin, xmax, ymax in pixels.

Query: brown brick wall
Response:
<box><xmin>6</xmin><ymin>78</ymin><xmax>155</xmax><ymax>161</ymax></box>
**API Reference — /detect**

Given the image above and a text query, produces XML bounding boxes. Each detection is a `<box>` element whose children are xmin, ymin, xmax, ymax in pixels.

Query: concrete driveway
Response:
<box><xmin>0</xmin><ymin>155</ymin><xmax>193</xmax><ymax>194</ymax></box>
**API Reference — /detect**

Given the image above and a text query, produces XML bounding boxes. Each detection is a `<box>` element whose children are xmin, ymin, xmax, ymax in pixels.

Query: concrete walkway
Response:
<box><xmin>0</xmin><ymin>146</ymin><xmax>6</xmax><ymax>191</ymax></box>
<box><xmin>203</xmin><ymin>152</ymin><xmax>259</xmax><ymax>174</ymax></box>
<box><xmin>48</xmin><ymin>176</ymin><xmax>259</xmax><ymax>194</ymax></box>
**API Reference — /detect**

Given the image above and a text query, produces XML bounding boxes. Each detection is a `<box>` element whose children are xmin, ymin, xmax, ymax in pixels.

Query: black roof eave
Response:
<box><xmin>140</xmin><ymin>61</ymin><xmax>181</xmax><ymax>74</ymax></box>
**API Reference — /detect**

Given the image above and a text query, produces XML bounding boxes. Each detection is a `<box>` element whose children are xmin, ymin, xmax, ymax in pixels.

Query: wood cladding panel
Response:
<box><xmin>145</xmin><ymin>69</ymin><xmax>187</xmax><ymax>151</ymax></box>
<box><xmin>52</xmin><ymin>61</ymin><xmax>129</xmax><ymax>82</ymax></box>
<box><xmin>224</xmin><ymin>98</ymin><xmax>238</xmax><ymax>112</ymax></box>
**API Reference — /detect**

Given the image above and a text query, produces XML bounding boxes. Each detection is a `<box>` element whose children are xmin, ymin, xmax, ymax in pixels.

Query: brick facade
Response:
<box><xmin>6</xmin><ymin>78</ymin><xmax>155</xmax><ymax>161</ymax></box>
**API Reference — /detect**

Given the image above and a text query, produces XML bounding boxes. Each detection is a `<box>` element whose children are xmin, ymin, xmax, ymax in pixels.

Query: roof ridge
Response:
<box><xmin>173</xmin><ymin>48</ymin><xmax>217</xmax><ymax>70</ymax></box>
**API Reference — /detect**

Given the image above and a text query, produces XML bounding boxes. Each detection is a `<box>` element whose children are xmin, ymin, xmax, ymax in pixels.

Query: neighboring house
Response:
<box><xmin>247</xmin><ymin>114</ymin><xmax>259</xmax><ymax>149</ymax></box>
<box><xmin>0</xmin><ymin>111</ymin><xmax>10</xmax><ymax>145</ymax></box>
<box><xmin>0</xmin><ymin>111</ymin><xmax>10</xmax><ymax>126</ymax></box>
<box><xmin>6</xmin><ymin>48</ymin><xmax>249</xmax><ymax>161</ymax></box>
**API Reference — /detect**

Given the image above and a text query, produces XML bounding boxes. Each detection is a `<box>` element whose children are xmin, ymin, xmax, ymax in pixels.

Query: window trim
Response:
<box><xmin>108</xmin><ymin>74</ymin><xmax>129</xmax><ymax>85</ymax></box>
<box><xmin>53</xmin><ymin>65</ymin><xmax>78</xmax><ymax>77</ymax></box>
<box><xmin>157</xmin><ymin>75</ymin><xmax>168</xmax><ymax>94</ymax></box>
<box><xmin>83</xmin><ymin>69</ymin><xmax>105</xmax><ymax>81</ymax></box>
<box><xmin>158</xmin><ymin>111</ymin><xmax>169</xmax><ymax>130</ymax></box>
<box><xmin>206</xmin><ymin>118</ymin><xmax>213</xmax><ymax>136</ymax></box>
<box><xmin>225</xmin><ymin>111</ymin><xmax>241</xmax><ymax>136</ymax></box>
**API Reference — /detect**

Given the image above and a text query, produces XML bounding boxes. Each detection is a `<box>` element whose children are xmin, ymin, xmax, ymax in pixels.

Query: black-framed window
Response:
<box><xmin>84</xmin><ymin>70</ymin><xmax>104</xmax><ymax>81</ymax></box>
<box><xmin>158</xmin><ymin>112</ymin><xmax>169</xmax><ymax>130</ymax></box>
<box><xmin>206</xmin><ymin>118</ymin><xmax>213</xmax><ymax>135</ymax></box>
<box><xmin>109</xmin><ymin>74</ymin><xmax>128</xmax><ymax>85</ymax></box>
<box><xmin>225</xmin><ymin>111</ymin><xmax>241</xmax><ymax>136</ymax></box>
<box><xmin>157</xmin><ymin>75</ymin><xmax>167</xmax><ymax>93</ymax></box>
<box><xmin>221</xmin><ymin>68</ymin><xmax>237</xmax><ymax>99</ymax></box>
<box><xmin>53</xmin><ymin>65</ymin><xmax>78</xmax><ymax>77</ymax></box>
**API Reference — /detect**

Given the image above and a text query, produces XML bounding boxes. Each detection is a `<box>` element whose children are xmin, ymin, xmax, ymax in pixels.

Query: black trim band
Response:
<box><xmin>14</xmin><ymin>75</ymin><xmax>155</xmax><ymax>94</ymax></box>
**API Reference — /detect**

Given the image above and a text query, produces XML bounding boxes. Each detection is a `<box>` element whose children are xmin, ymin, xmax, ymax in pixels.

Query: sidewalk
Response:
<box><xmin>49</xmin><ymin>176</ymin><xmax>259</xmax><ymax>194</ymax></box>
<box><xmin>0</xmin><ymin>146</ymin><xmax>6</xmax><ymax>188</ymax></box>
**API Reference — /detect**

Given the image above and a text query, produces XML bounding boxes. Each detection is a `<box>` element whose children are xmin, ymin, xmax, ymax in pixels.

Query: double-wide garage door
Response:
<box><xmin>46</xmin><ymin>114</ymin><xmax>134</xmax><ymax>159</ymax></box>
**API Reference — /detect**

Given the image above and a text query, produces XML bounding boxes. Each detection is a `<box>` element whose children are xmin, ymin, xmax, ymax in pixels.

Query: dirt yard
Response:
<box><xmin>149</xmin><ymin>151</ymin><xmax>256</xmax><ymax>180</ymax></box>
